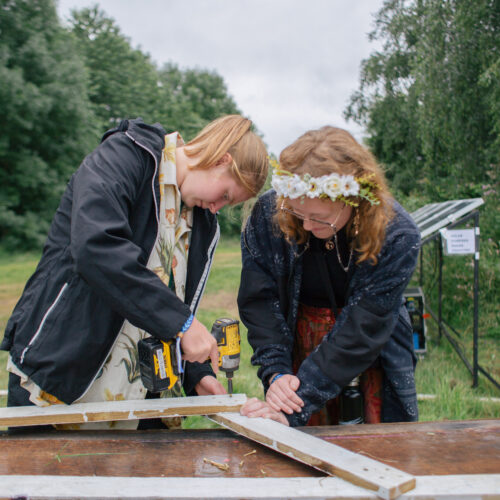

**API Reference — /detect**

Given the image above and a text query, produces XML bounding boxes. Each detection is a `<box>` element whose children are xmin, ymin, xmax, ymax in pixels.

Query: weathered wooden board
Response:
<box><xmin>0</xmin><ymin>394</ymin><xmax>246</xmax><ymax>427</ymax></box>
<box><xmin>211</xmin><ymin>413</ymin><xmax>416</xmax><ymax>500</ymax></box>
<box><xmin>1</xmin><ymin>420</ymin><xmax>498</xmax><ymax>478</ymax></box>
<box><xmin>0</xmin><ymin>428</ymin><xmax>321</xmax><ymax>478</ymax></box>
<box><xmin>1</xmin><ymin>474</ymin><xmax>499</xmax><ymax>499</ymax></box>
<box><xmin>307</xmin><ymin>418</ymin><xmax>500</xmax><ymax>476</ymax></box>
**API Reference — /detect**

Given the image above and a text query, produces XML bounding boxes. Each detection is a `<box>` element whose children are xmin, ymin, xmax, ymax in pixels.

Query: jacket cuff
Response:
<box><xmin>286</xmin><ymin>357</ymin><xmax>342</xmax><ymax>427</ymax></box>
<box><xmin>260</xmin><ymin>364</ymin><xmax>294</xmax><ymax>393</ymax></box>
<box><xmin>182</xmin><ymin>360</ymin><xmax>215</xmax><ymax>396</ymax></box>
<box><xmin>251</xmin><ymin>344</ymin><xmax>293</xmax><ymax>393</ymax></box>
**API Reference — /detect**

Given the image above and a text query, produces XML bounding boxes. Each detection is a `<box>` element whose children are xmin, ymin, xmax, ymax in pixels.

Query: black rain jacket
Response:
<box><xmin>1</xmin><ymin>119</ymin><xmax>218</xmax><ymax>404</ymax></box>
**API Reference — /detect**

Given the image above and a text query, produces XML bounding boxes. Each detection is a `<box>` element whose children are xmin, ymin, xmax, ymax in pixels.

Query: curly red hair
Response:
<box><xmin>275</xmin><ymin>126</ymin><xmax>394</xmax><ymax>264</ymax></box>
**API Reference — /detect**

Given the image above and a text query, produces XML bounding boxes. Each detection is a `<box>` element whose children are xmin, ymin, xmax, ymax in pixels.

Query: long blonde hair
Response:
<box><xmin>276</xmin><ymin>126</ymin><xmax>394</xmax><ymax>264</ymax></box>
<box><xmin>185</xmin><ymin>115</ymin><xmax>268</xmax><ymax>196</ymax></box>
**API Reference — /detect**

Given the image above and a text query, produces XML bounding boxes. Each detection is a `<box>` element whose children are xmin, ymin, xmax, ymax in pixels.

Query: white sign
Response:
<box><xmin>441</xmin><ymin>229</ymin><xmax>476</xmax><ymax>255</ymax></box>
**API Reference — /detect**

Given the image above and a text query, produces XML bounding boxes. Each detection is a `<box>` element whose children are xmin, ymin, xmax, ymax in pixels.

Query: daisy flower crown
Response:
<box><xmin>270</xmin><ymin>159</ymin><xmax>380</xmax><ymax>207</ymax></box>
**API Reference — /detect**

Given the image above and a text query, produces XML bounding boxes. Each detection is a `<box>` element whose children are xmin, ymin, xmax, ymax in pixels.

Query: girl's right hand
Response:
<box><xmin>180</xmin><ymin>317</ymin><xmax>219</xmax><ymax>372</ymax></box>
<box><xmin>266</xmin><ymin>374</ymin><xmax>304</xmax><ymax>414</ymax></box>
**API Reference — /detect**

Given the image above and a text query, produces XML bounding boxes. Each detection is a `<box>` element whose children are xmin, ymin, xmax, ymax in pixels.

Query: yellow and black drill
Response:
<box><xmin>138</xmin><ymin>318</ymin><xmax>240</xmax><ymax>395</ymax></box>
<box><xmin>210</xmin><ymin>317</ymin><xmax>240</xmax><ymax>396</ymax></box>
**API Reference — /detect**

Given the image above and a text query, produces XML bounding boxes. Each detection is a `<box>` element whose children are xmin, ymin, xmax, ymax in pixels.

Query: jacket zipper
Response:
<box><xmin>20</xmin><ymin>283</ymin><xmax>69</xmax><ymax>364</ymax></box>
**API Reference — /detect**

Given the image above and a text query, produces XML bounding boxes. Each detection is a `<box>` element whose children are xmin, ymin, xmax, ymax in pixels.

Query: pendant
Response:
<box><xmin>325</xmin><ymin>239</ymin><xmax>335</xmax><ymax>251</ymax></box>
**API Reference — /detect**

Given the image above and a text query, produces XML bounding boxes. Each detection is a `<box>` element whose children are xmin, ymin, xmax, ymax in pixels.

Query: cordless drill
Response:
<box><xmin>138</xmin><ymin>318</ymin><xmax>240</xmax><ymax>395</ymax></box>
<box><xmin>210</xmin><ymin>317</ymin><xmax>241</xmax><ymax>396</ymax></box>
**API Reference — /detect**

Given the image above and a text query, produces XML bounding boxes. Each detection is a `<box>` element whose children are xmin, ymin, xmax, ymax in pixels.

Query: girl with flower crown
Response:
<box><xmin>239</xmin><ymin>126</ymin><xmax>420</xmax><ymax>426</ymax></box>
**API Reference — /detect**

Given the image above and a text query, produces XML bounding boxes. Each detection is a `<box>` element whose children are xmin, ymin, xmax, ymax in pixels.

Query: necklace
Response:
<box><xmin>326</xmin><ymin>209</ymin><xmax>359</xmax><ymax>273</ymax></box>
<box><xmin>323</xmin><ymin>205</ymin><xmax>346</xmax><ymax>251</ymax></box>
<box><xmin>333</xmin><ymin>228</ymin><xmax>354</xmax><ymax>272</ymax></box>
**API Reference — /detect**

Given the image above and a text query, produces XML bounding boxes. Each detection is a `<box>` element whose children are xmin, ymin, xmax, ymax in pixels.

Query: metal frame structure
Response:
<box><xmin>411</xmin><ymin>198</ymin><xmax>499</xmax><ymax>391</ymax></box>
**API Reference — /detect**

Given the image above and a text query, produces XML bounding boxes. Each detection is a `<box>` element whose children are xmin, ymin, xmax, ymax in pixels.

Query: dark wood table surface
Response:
<box><xmin>0</xmin><ymin>419</ymin><xmax>498</xmax><ymax>478</ymax></box>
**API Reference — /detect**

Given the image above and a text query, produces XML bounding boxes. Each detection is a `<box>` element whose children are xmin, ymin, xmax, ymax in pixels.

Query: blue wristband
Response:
<box><xmin>175</xmin><ymin>335</ymin><xmax>184</xmax><ymax>374</ymax></box>
<box><xmin>180</xmin><ymin>314</ymin><xmax>194</xmax><ymax>333</ymax></box>
<box><xmin>270</xmin><ymin>373</ymin><xmax>284</xmax><ymax>385</ymax></box>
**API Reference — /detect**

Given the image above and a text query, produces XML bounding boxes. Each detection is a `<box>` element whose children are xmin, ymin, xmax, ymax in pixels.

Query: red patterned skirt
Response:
<box><xmin>293</xmin><ymin>303</ymin><xmax>382</xmax><ymax>426</ymax></box>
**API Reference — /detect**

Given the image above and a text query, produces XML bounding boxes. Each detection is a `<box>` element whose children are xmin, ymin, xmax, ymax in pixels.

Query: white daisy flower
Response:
<box><xmin>323</xmin><ymin>173</ymin><xmax>342</xmax><ymax>199</ymax></box>
<box><xmin>287</xmin><ymin>176</ymin><xmax>309</xmax><ymax>199</ymax></box>
<box><xmin>271</xmin><ymin>175</ymin><xmax>285</xmax><ymax>194</ymax></box>
<box><xmin>306</xmin><ymin>175</ymin><xmax>325</xmax><ymax>198</ymax></box>
<box><xmin>340</xmin><ymin>175</ymin><xmax>360</xmax><ymax>197</ymax></box>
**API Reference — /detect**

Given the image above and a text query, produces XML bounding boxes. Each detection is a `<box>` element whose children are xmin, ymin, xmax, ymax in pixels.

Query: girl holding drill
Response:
<box><xmin>2</xmin><ymin>115</ymin><xmax>268</xmax><ymax>430</ymax></box>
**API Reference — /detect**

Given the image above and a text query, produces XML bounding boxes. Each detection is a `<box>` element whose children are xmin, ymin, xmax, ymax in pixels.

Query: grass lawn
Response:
<box><xmin>0</xmin><ymin>238</ymin><xmax>498</xmax><ymax>427</ymax></box>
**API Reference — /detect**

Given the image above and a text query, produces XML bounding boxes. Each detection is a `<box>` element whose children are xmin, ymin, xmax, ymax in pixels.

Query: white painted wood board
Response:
<box><xmin>210</xmin><ymin>413</ymin><xmax>416</xmax><ymax>500</ymax></box>
<box><xmin>0</xmin><ymin>394</ymin><xmax>246</xmax><ymax>427</ymax></box>
<box><xmin>0</xmin><ymin>474</ymin><xmax>498</xmax><ymax>499</ymax></box>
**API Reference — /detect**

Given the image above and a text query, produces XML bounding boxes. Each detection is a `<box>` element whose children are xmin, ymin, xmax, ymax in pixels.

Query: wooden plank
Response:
<box><xmin>0</xmin><ymin>428</ymin><xmax>322</xmax><ymax>478</ymax></box>
<box><xmin>1</xmin><ymin>420</ymin><xmax>497</xmax><ymax>478</ymax></box>
<box><xmin>211</xmin><ymin>413</ymin><xmax>416</xmax><ymax>500</ymax></box>
<box><xmin>0</xmin><ymin>474</ymin><xmax>498</xmax><ymax>499</ymax></box>
<box><xmin>0</xmin><ymin>394</ymin><xmax>246</xmax><ymax>427</ymax></box>
<box><xmin>307</xmin><ymin>419</ymin><xmax>500</xmax><ymax>476</ymax></box>
<box><xmin>304</xmin><ymin>418</ymin><xmax>500</xmax><ymax>438</ymax></box>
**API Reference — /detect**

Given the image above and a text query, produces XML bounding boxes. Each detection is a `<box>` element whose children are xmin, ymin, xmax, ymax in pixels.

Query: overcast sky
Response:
<box><xmin>57</xmin><ymin>0</ymin><xmax>383</xmax><ymax>156</ymax></box>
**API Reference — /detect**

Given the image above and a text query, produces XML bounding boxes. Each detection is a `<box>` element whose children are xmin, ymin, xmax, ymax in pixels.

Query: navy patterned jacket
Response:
<box><xmin>237</xmin><ymin>190</ymin><xmax>421</xmax><ymax>426</ymax></box>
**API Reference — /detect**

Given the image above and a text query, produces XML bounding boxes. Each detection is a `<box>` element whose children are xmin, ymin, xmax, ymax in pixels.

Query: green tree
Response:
<box><xmin>0</xmin><ymin>0</ymin><xmax>97</xmax><ymax>249</ymax></box>
<box><xmin>345</xmin><ymin>0</ymin><xmax>499</xmax><ymax>202</ymax></box>
<box><xmin>157</xmin><ymin>63</ymin><xmax>241</xmax><ymax>140</ymax></box>
<box><xmin>412</xmin><ymin>0</ymin><xmax>499</xmax><ymax>194</ymax></box>
<box><xmin>69</xmin><ymin>6</ymin><xmax>161</xmax><ymax>132</ymax></box>
<box><xmin>345</xmin><ymin>0</ymin><xmax>425</xmax><ymax>194</ymax></box>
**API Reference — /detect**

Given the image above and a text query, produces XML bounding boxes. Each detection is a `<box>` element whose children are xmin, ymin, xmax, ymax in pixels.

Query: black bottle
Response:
<box><xmin>338</xmin><ymin>376</ymin><xmax>364</xmax><ymax>425</ymax></box>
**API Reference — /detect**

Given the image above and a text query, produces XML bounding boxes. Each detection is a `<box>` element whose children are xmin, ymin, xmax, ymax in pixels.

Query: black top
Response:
<box><xmin>300</xmin><ymin>228</ymin><xmax>350</xmax><ymax>310</ymax></box>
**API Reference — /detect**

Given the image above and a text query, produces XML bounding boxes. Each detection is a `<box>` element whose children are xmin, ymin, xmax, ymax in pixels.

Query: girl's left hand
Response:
<box><xmin>266</xmin><ymin>374</ymin><xmax>303</xmax><ymax>414</ymax></box>
<box><xmin>240</xmin><ymin>397</ymin><xmax>289</xmax><ymax>426</ymax></box>
<box><xmin>195</xmin><ymin>375</ymin><xmax>227</xmax><ymax>395</ymax></box>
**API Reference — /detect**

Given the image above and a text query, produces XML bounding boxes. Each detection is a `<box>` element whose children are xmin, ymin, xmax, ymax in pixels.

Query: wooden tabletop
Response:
<box><xmin>0</xmin><ymin>419</ymin><xmax>498</xmax><ymax>478</ymax></box>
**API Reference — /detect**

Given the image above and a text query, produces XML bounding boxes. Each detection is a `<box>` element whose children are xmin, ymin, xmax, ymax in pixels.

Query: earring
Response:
<box><xmin>353</xmin><ymin>208</ymin><xmax>360</xmax><ymax>238</ymax></box>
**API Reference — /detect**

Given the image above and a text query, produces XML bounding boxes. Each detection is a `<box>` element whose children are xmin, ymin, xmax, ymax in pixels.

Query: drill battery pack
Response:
<box><xmin>138</xmin><ymin>337</ymin><xmax>179</xmax><ymax>393</ymax></box>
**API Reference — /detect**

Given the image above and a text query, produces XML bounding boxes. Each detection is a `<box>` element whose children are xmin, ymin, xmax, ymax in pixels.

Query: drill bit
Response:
<box><xmin>227</xmin><ymin>372</ymin><xmax>233</xmax><ymax>396</ymax></box>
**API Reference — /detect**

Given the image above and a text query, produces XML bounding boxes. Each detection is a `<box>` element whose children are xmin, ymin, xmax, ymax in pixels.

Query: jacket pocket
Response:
<box><xmin>20</xmin><ymin>282</ymin><xmax>69</xmax><ymax>364</ymax></box>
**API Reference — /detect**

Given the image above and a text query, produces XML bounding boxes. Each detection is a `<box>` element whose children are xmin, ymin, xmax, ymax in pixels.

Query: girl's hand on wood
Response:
<box><xmin>266</xmin><ymin>374</ymin><xmax>304</xmax><ymax>414</ymax></box>
<box><xmin>195</xmin><ymin>375</ymin><xmax>227</xmax><ymax>395</ymax></box>
<box><xmin>240</xmin><ymin>397</ymin><xmax>289</xmax><ymax>426</ymax></box>
<box><xmin>180</xmin><ymin>317</ymin><xmax>219</xmax><ymax>372</ymax></box>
